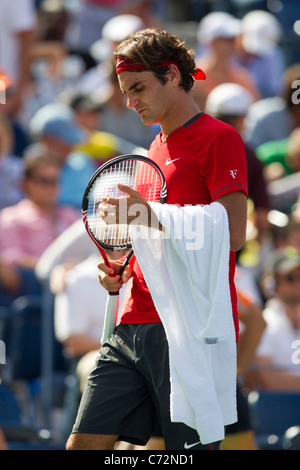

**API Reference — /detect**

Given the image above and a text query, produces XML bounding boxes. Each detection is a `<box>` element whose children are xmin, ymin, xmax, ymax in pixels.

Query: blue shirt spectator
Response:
<box><xmin>29</xmin><ymin>103</ymin><xmax>97</xmax><ymax>210</ymax></box>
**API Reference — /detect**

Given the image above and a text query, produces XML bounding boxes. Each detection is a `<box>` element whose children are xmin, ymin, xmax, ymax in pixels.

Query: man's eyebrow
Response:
<box><xmin>122</xmin><ymin>80</ymin><xmax>144</xmax><ymax>93</ymax></box>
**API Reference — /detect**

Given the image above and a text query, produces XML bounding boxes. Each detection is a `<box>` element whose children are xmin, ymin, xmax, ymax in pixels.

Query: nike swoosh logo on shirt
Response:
<box><xmin>165</xmin><ymin>158</ymin><xmax>180</xmax><ymax>165</ymax></box>
<box><xmin>184</xmin><ymin>440</ymin><xmax>201</xmax><ymax>449</ymax></box>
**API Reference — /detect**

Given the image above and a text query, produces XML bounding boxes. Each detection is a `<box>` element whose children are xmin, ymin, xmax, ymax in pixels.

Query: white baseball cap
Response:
<box><xmin>205</xmin><ymin>83</ymin><xmax>253</xmax><ymax>117</ymax></box>
<box><xmin>90</xmin><ymin>14</ymin><xmax>145</xmax><ymax>62</ymax></box>
<box><xmin>241</xmin><ymin>10</ymin><xmax>282</xmax><ymax>56</ymax></box>
<box><xmin>102</xmin><ymin>14</ymin><xmax>145</xmax><ymax>43</ymax></box>
<box><xmin>197</xmin><ymin>12</ymin><xmax>242</xmax><ymax>45</ymax></box>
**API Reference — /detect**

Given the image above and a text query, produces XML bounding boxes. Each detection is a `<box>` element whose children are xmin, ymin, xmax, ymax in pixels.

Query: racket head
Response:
<box><xmin>81</xmin><ymin>154</ymin><xmax>167</xmax><ymax>253</ymax></box>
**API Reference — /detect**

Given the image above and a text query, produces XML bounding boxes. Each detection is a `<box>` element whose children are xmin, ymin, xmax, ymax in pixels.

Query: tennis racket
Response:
<box><xmin>81</xmin><ymin>154</ymin><xmax>167</xmax><ymax>343</ymax></box>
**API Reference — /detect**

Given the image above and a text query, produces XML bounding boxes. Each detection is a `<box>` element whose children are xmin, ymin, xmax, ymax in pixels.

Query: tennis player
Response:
<box><xmin>67</xmin><ymin>28</ymin><xmax>248</xmax><ymax>451</ymax></box>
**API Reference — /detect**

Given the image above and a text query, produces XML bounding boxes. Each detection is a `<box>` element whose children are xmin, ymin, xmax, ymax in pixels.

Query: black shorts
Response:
<box><xmin>72</xmin><ymin>323</ymin><xmax>220</xmax><ymax>450</ymax></box>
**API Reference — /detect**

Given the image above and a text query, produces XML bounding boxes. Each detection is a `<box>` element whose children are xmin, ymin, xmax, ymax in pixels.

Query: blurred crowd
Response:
<box><xmin>0</xmin><ymin>0</ymin><xmax>300</xmax><ymax>451</ymax></box>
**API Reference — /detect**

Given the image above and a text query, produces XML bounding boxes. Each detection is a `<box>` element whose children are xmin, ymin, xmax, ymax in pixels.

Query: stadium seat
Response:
<box><xmin>0</xmin><ymin>384</ymin><xmax>64</xmax><ymax>449</ymax></box>
<box><xmin>248</xmin><ymin>390</ymin><xmax>300</xmax><ymax>449</ymax></box>
<box><xmin>0</xmin><ymin>384</ymin><xmax>44</xmax><ymax>443</ymax></box>
<box><xmin>8</xmin><ymin>295</ymin><xmax>66</xmax><ymax>380</ymax></box>
<box><xmin>6</xmin><ymin>295</ymin><xmax>67</xmax><ymax>429</ymax></box>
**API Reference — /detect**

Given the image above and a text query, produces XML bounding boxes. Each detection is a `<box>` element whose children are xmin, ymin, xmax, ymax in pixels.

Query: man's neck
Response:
<box><xmin>160</xmin><ymin>96</ymin><xmax>201</xmax><ymax>139</ymax></box>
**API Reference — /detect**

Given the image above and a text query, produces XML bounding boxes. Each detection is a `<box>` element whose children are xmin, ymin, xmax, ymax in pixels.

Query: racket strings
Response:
<box><xmin>86</xmin><ymin>160</ymin><xmax>163</xmax><ymax>248</ymax></box>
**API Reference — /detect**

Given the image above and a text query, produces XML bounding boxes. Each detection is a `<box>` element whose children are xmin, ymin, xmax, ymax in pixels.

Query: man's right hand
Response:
<box><xmin>97</xmin><ymin>259</ymin><xmax>132</xmax><ymax>293</ymax></box>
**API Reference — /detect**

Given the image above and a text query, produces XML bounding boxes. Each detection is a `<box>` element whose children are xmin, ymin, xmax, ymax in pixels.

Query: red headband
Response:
<box><xmin>116</xmin><ymin>58</ymin><xmax>206</xmax><ymax>80</ymax></box>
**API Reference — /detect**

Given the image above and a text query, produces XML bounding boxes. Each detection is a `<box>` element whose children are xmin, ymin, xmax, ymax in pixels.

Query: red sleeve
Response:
<box><xmin>205</xmin><ymin>127</ymin><xmax>248</xmax><ymax>201</ymax></box>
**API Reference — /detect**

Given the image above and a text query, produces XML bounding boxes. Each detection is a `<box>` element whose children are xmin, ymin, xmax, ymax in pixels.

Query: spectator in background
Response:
<box><xmin>67</xmin><ymin>92</ymin><xmax>143</xmax><ymax>166</ymax></box>
<box><xmin>256</xmin><ymin>125</ymin><xmax>300</xmax><ymax>187</ymax></box>
<box><xmin>273</xmin><ymin>219</ymin><xmax>300</xmax><ymax>254</ymax></box>
<box><xmin>0</xmin><ymin>71</ymin><xmax>32</xmax><ymax>158</ymax></box>
<box><xmin>0</xmin><ymin>112</ymin><xmax>24</xmax><ymax>210</ymax></box>
<box><xmin>0</xmin><ymin>151</ymin><xmax>79</xmax><ymax>307</ymax></box>
<box><xmin>68</xmin><ymin>93</ymin><xmax>104</xmax><ymax>134</ymax></box>
<box><xmin>205</xmin><ymin>83</ymin><xmax>270</xmax><ymax>238</ymax></box>
<box><xmin>17</xmin><ymin>2</ymin><xmax>95</xmax><ymax>135</ymax></box>
<box><xmin>29</xmin><ymin>103</ymin><xmax>96</xmax><ymax>210</ymax></box>
<box><xmin>0</xmin><ymin>0</ymin><xmax>37</xmax><ymax>116</ymax></box>
<box><xmin>89</xmin><ymin>13</ymin><xmax>146</xmax><ymax>65</ymax></box>
<box><xmin>249</xmin><ymin>248</ymin><xmax>300</xmax><ymax>392</ymax></box>
<box><xmin>67</xmin><ymin>0</ymin><xmax>124</xmax><ymax>52</ymax></box>
<box><xmin>28</xmin><ymin>0</ymin><xmax>69</xmax><ymax>84</ymax></box>
<box><xmin>235</xmin><ymin>10</ymin><xmax>285</xmax><ymax>99</ymax></box>
<box><xmin>120</xmin><ymin>0</ymin><xmax>162</xmax><ymax>30</ymax></box>
<box><xmin>35</xmin><ymin>0</ymin><xmax>98</xmax><ymax>74</ymax></box>
<box><xmin>255</xmin><ymin>127</ymin><xmax>300</xmax><ymax>181</ymax></box>
<box><xmin>35</xmin><ymin>218</ymin><xmax>97</xmax><ymax>287</ymax></box>
<box><xmin>284</xmin><ymin>128</ymin><xmax>300</xmax><ymax>177</ymax></box>
<box><xmin>255</xmin><ymin>127</ymin><xmax>300</xmax><ymax>215</ymax></box>
<box><xmin>67</xmin><ymin>0</ymin><xmax>160</xmax><ymax>53</ymax></box>
<box><xmin>193</xmin><ymin>11</ymin><xmax>260</xmax><ymax>110</ymax></box>
<box><xmin>244</xmin><ymin>64</ymin><xmax>300</xmax><ymax>150</ymax></box>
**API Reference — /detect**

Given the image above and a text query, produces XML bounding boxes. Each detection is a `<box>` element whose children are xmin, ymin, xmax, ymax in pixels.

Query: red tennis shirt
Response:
<box><xmin>120</xmin><ymin>113</ymin><xmax>248</xmax><ymax>340</ymax></box>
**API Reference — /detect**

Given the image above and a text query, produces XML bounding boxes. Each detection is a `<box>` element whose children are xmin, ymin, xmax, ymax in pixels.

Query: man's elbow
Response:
<box><xmin>230</xmin><ymin>233</ymin><xmax>246</xmax><ymax>252</ymax></box>
<box><xmin>215</xmin><ymin>191</ymin><xmax>248</xmax><ymax>252</ymax></box>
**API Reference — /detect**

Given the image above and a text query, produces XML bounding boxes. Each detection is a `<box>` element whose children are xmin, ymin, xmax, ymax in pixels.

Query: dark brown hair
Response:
<box><xmin>114</xmin><ymin>28</ymin><xmax>197</xmax><ymax>92</ymax></box>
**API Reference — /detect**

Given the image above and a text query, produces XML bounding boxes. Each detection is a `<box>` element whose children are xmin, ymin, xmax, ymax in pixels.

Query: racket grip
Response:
<box><xmin>101</xmin><ymin>292</ymin><xmax>119</xmax><ymax>344</ymax></box>
<box><xmin>119</xmin><ymin>249</ymin><xmax>134</xmax><ymax>276</ymax></box>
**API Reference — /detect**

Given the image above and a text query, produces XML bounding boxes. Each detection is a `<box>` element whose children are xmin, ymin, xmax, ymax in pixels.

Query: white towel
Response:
<box><xmin>129</xmin><ymin>202</ymin><xmax>237</xmax><ymax>444</ymax></box>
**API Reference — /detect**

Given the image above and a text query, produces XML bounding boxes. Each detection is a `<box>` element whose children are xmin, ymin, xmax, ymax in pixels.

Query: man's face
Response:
<box><xmin>118</xmin><ymin>70</ymin><xmax>173</xmax><ymax>126</ymax></box>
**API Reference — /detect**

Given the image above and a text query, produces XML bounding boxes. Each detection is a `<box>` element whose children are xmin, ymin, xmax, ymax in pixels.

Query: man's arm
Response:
<box><xmin>215</xmin><ymin>191</ymin><xmax>248</xmax><ymax>252</ymax></box>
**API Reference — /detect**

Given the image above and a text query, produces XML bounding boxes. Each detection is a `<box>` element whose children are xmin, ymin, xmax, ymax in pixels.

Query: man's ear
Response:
<box><xmin>168</xmin><ymin>64</ymin><xmax>180</xmax><ymax>85</ymax></box>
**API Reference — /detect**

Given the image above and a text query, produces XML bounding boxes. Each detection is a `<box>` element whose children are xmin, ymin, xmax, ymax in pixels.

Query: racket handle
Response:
<box><xmin>101</xmin><ymin>249</ymin><xmax>134</xmax><ymax>344</ymax></box>
<box><xmin>102</xmin><ymin>252</ymin><xmax>112</xmax><ymax>269</ymax></box>
<box><xmin>101</xmin><ymin>292</ymin><xmax>119</xmax><ymax>344</ymax></box>
<box><xmin>119</xmin><ymin>249</ymin><xmax>134</xmax><ymax>276</ymax></box>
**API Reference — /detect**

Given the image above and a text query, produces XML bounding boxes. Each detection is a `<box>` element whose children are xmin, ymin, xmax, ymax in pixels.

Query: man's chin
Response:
<box><xmin>140</xmin><ymin>115</ymin><xmax>155</xmax><ymax>126</ymax></box>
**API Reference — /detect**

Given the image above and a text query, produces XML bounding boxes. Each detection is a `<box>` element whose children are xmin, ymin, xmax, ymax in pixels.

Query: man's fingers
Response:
<box><xmin>102</xmin><ymin>195</ymin><xmax>127</xmax><ymax>206</ymax></box>
<box><xmin>98</xmin><ymin>275</ymin><xmax>123</xmax><ymax>292</ymax></box>
<box><xmin>117</xmin><ymin>184</ymin><xmax>140</xmax><ymax>198</ymax></box>
<box><xmin>97</xmin><ymin>265</ymin><xmax>122</xmax><ymax>292</ymax></box>
<box><xmin>97</xmin><ymin>261</ymin><xmax>114</xmax><ymax>275</ymax></box>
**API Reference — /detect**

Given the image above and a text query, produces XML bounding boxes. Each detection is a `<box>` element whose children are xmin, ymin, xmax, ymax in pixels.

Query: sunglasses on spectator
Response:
<box><xmin>29</xmin><ymin>176</ymin><xmax>59</xmax><ymax>186</ymax></box>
